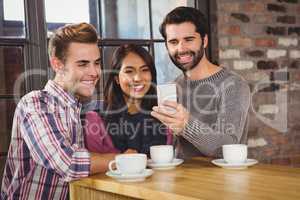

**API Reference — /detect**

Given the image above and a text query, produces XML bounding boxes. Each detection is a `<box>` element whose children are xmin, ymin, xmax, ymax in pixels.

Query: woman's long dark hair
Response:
<box><xmin>103</xmin><ymin>44</ymin><xmax>157</xmax><ymax>115</ymax></box>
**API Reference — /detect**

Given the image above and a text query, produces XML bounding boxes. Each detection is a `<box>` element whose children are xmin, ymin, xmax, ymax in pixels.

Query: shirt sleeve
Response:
<box><xmin>20</xmin><ymin>98</ymin><xmax>91</xmax><ymax>182</ymax></box>
<box><xmin>181</xmin><ymin>79</ymin><xmax>251</xmax><ymax>157</ymax></box>
<box><xmin>83</xmin><ymin>111</ymin><xmax>119</xmax><ymax>153</ymax></box>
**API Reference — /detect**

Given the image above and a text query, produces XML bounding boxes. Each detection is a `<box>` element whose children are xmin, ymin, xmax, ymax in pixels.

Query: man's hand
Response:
<box><xmin>151</xmin><ymin>100</ymin><xmax>190</xmax><ymax>135</ymax></box>
<box><xmin>90</xmin><ymin>153</ymin><xmax>116</xmax><ymax>174</ymax></box>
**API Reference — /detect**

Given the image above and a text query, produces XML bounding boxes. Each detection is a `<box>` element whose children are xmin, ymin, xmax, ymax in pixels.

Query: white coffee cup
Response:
<box><xmin>108</xmin><ymin>153</ymin><xmax>147</xmax><ymax>174</ymax></box>
<box><xmin>222</xmin><ymin>144</ymin><xmax>248</xmax><ymax>164</ymax></box>
<box><xmin>150</xmin><ymin>145</ymin><xmax>174</xmax><ymax>164</ymax></box>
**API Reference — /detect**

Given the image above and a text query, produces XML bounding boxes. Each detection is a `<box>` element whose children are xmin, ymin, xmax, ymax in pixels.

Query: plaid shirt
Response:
<box><xmin>1</xmin><ymin>80</ymin><xmax>90</xmax><ymax>200</ymax></box>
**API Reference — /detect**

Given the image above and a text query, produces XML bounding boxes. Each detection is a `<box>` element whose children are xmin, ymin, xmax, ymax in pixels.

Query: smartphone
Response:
<box><xmin>157</xmin><ymin>83</ymin><xmax>177</xmax><ymax>113</ymax></box>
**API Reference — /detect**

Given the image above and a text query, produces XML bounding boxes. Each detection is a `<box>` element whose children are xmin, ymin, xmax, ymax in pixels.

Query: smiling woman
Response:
<box><xmin>117</xmin><ymin>52</ymin><xmax>152</xmax><ymax>101</ymax></box>
<box><xmin>83</xmin><ymin>44</ymin><xmax>172</xmax><ymax>156</ymax></box>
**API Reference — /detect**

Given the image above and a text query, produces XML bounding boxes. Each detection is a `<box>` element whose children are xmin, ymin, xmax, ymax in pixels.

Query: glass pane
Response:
<box><xmin>0</xmin><ymin>46</ymin><xmax>25</xmax><ymax>95</ymax></box>
<box><xmin>0</xmin><ymin>0</ymin><xmax>26</xmax><ymax>37</ymax></box>
<box><xmin>151</xmin><ymin>0</ymin><xmax>195</xmax><ymax>39</ymax></box>
<box><xmin>102</xmin><ymin>46</ymin><xmax>119</xmax><ymax>78</ymax></box>
<box><xmin>154</xmin><ymin>43</ymin><xmax>182</xmax><ymax>84</ymax></box>
<box><xmin>44</xmin><ymin>0</ymin><xmax>99</xmax><ymax>34</ymax></box>
<box><xmin>0</xmin><ymin>99</ymin><xmax>16</xmax><ymax>153</ymax></box>
<box><xmin>101</xmin><ymin>0</ymin><xmax>150</xmax><ymax>39</ymax></box>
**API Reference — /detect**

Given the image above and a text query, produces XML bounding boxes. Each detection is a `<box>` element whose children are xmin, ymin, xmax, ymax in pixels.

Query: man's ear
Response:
<box><xmin>203</xmin><ymin>34</ymin><xmax>208</xmax><ymax>49</ymax></box>
<box><xmin>50</xmin><ymin>57</ymin><xmax>64</xmax><ymax>73</ymax></box>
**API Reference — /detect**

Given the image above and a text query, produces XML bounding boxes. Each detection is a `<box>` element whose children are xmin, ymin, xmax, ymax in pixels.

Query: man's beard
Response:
<box><xmin>169</xmin><ymin>44</ymin><xmax>205</xmax><ymax>73</ymax></box>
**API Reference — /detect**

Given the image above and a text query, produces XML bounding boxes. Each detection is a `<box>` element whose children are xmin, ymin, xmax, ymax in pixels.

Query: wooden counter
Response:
<box><xmin>70</xmin><ymin>157</ymin><xmax>300</xmax><ymax>200</ymax></box>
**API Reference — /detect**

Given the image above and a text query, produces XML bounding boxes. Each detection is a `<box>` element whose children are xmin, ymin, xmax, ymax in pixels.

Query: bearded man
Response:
<box><xmin>151</xmin><ymin>7</ymin><xmax>251</xmax><ymax>158</ymax></box>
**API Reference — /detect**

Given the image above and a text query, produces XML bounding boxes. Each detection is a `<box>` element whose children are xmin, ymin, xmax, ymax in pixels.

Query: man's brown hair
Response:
<box><xmin>48</xmin><ymin>22</ymin><xmax>98</xmax><ymax>63</ymax></box>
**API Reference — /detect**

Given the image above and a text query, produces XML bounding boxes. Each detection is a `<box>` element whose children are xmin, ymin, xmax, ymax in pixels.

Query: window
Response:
<box><xmin>0</xmin><ymin>2</ymin><xmax>26</xmax><ymax>155</ymax></box>
<box><xmin>1</xmin><ymin>0</ymin><xmax>25</xmax><ymax>37</ymax></box>
<box><xmin>3</xmin><ymin>0</ymin><xmax>25</xmax><ymax>21</ymax></box>
<box><xmin>0</xmin><ymin>0</ymin><xmax>26</xmax><ymax>186</ymax></box>
<box><xmin>0</xmin><ymin>46</ymin><xmax>25</xmax><ymax>95</ymax></box>
<box><xmin>43</xmin><ymin>0</ymin><xmax>198</xmax><ymax>89</ymax></box>
<box><xmin>151</xmin><ymin>0</ymin><xmax>195</xmax><ymax>39</ymax></box>
<box><xmin>44</xmin><ymin>0</ymin><xmax>94</xmax><ymax>33</ymax></box>
<box><xmin>101</xmin><ymin>0</ymin><xmax>150</xmax><ymax>39</ymax></box>
<box><xmin>0</xmin><ymin>0</ymin><xmax>48</xmax><ymax>187</ymax></box>
<box><xmin>98</xmin><ymin>0</ymin><xmax>195</xmax><ymax>84</ymax></box>
<box><xmin>45</xmin><ymin>0</ymin><xmax>90</xmax><ymax>23</ymax></box>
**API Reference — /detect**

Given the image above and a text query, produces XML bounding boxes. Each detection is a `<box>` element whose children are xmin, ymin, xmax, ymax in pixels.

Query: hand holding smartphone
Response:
<box><xmin>157</xmin><ymin>83</ymin><xmax>177</xmax><ymax>113</ymax></box>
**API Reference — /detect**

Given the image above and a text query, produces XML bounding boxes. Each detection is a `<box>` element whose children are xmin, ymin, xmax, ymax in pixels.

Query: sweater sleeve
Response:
<box><xmin>181</xmin><ymin>79</ymin><xmax>250</xmax><ymax>157</ymax></box>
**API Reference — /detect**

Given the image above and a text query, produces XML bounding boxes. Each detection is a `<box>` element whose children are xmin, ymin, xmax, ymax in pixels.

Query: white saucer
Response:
<box><xmin>105</xmin><ymin>169</ymin><xmax>153</xmax><ymax>182</ymax></box>
<box><xmin>211</xmin><ymin>159</ymin><xmax>258</xmax><ymax>169</ymax></box>
<box><xmin>147</xmin><ymin>158</ymin><xmax>184</xmax><ymax>170</ymax></box>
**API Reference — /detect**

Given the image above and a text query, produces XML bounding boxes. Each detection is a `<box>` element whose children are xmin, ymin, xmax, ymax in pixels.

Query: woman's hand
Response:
<box><xmin>124</xmin><ymin>149</ymin><xmax>138</xmax><ymax>154</ymax></box>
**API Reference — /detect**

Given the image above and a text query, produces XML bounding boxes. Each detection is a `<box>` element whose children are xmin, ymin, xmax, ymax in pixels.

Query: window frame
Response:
<box><xmin>0</xmin><ymin>0</ymin><xmax>48</xmax><ymax>159</ymax></box>
<box><xmin>0</xmin><ymin>0</ymin><xmax>48</xmax><ymax>98</ymax></box>
<box><xmin>0</xmin><ymin>0</ymin><xmax>216</xmax><ymax>91</ymax></box>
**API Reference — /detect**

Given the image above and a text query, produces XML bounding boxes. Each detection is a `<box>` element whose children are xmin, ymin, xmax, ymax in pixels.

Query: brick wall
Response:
<box><xmin>217</xmin><ymin>0</ymin><xmax>300</xmax><ymax>166</ymax></box>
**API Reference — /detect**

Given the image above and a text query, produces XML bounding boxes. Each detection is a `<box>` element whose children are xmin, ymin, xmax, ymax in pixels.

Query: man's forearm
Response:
<box><xmin>182</xmin><ymin>117</ymin><xmax>237</xmax><ymax>156</ymax></box>
<box><xmin>89</xmin><ymin>152</ymin><xmax>117</xmax><ymax>174</ymax></box>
